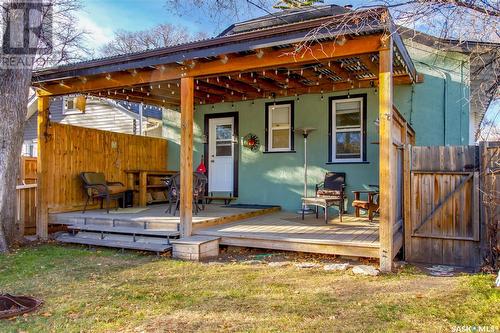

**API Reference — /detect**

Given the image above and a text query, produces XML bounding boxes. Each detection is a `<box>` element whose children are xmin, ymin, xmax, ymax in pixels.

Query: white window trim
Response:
<box><xmin>267</xmin><ymin>103</ymin><xmax>292</xmax><ymax>152</ymax></box>
<box><xmin>63</xmin><ymin>95</ymin><xmax>82</xmax><ymax>115</ymax></box>
<box><xmin>331</xmin><ymin>97</ymin><xmax>364</xmax><ymax>163</ymax></box>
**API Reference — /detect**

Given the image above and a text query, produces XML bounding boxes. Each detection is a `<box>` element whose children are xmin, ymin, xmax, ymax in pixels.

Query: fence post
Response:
<box><xmin>403</xmin><ymin>144</ymin><xmax>412</xmax><ymax>260</ymax></box>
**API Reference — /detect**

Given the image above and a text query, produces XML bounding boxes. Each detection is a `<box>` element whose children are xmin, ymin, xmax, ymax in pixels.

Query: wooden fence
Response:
<box><xmin>386</xmin><ymin>107</ymin><xmax>415</xmax><ymax>264</ymax></box>
<box><xmin>16</xmin><ymin>184</ymin><xmax>37</xmax><ymax>235</ymax></box>
<box><xmin>40</xmin><ymin>123</ymin><xmax>168</xmax><ymax>213</ymax></box>
<box><xmin>19</xmin><ymin>156</ymin><xmax>37</xmax><ymax>184</ymax></box>
<box><xmin>17</xmin><ymin>157</ymin><xmax>38</xmax><ymax>235</ymax></box>
<box><xmin>404</xmin><ymin>144</ymin><xmax>495</xmax><ymax>268</ymax></box>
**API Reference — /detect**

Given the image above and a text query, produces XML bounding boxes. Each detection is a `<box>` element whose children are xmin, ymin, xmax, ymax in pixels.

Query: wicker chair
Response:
<box><xmin>80</xmin><ymin>172</ymin><xmax>127</xmax><ymax>213</ymax></box>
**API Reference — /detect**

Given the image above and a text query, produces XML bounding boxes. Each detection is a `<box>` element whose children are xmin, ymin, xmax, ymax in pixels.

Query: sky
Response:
<box><xmin>77</xmin><ymin>0</ymin><xmax>204</xmax><ymax>50</ymax></box>
<box><xmin>77</xmin><ymin>0</ymin><xmax>357</xmax><ymax>51</ymax></box>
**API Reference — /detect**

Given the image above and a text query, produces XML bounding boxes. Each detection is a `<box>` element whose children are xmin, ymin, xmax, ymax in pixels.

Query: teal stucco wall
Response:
<box><xmin>163</xmin><ymin>42</ymin><xmax>470</xmax><ymax>212</ymax></box>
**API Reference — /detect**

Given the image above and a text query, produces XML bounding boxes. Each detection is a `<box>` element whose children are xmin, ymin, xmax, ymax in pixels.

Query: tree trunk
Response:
<box><xmin>0</xmin><ymin>66</ymin><xmax>32</xmax><ymax>252</ymax></box>
<box><xmin>0</xmin><ymin>1</ymin><xmax>39</xmax><ymax>253</ymax></box>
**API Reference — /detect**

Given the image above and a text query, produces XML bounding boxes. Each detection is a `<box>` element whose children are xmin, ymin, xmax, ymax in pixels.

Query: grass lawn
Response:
<box><xmin>0</xmin><ymin>244</ymin><xmax>498</xmax><ymax>333</ymax></box>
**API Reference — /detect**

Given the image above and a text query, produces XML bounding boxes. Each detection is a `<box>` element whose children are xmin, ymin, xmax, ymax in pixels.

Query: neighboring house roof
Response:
<box><xmin>218</xmin><ymin>5</ymin><xmax>349</xmax><ymax>36</ymax></box>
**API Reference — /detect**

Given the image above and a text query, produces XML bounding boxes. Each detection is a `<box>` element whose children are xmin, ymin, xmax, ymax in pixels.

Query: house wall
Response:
<box><xmin>163</xmin><ymin>45</ymin><xmax>470</xmax><ymax>211</ymax></box>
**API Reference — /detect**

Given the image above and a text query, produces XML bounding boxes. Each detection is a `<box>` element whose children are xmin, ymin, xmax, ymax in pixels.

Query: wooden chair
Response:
<box><xmin>80</xmin><ymin>172</ymin><xmax>127</xmax><ymax>213</ymax></box>
<box><xmin>352</xmin><ymin>190</ymin><xmax>379</xmax><ymax>222</ymax></box>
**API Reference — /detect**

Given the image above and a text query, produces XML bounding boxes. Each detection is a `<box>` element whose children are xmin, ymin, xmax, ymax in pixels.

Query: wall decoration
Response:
<box><xmin>243</xmin><ymin>133</ymin><xmax>260</xmax><ymax>152</ymax></box>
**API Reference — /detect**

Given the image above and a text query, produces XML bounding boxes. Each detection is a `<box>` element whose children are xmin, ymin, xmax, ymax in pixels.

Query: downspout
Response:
<box><xmin>460</xmin><ymin>60</ymin><xmax>466</xmax><ymax>144</ymax></box>
<box><xmin>443</xmin><ymin>72</ymin><xmax>449</xmax><ymax>145</ymax></box>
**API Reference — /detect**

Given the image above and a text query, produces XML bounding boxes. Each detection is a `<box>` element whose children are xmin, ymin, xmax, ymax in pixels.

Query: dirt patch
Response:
<box><xmin>205</xmin><ymin>245</ymin><xmax>379</xmax><ymax>266</ymax></box>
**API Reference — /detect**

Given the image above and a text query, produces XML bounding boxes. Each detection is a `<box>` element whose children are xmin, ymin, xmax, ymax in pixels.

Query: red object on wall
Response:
<box><xmin>196</xmin><ymin>155</ymin><xmax>207</xmax><ymax>174</ymax></box>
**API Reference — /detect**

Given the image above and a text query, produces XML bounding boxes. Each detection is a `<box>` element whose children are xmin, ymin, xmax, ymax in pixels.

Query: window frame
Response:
<box><xmin>62</xmin><ymin>95</ymin><xmax>83</xmax><ymax>115</ymax></box>
<box><xmin>328</xmin><ymin>94</ymin><xmax>367</xmax><ymax>163</ymax></box>
<box><xmin>265</xmin><ymin>101</ymin><xmax>295</xmax><ymax>153</ymax></box>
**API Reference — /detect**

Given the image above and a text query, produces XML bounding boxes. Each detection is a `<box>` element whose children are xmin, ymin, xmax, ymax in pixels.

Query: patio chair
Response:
<box><xmin>80</xmin><ymin>172</ymin><xmax>127</xmax><ymax>214</ymax></box>
<box><xmin>314</xmin><ymin>172</ymin><xmax>346</xmax><ymax>221</ymax></box>
<box><xmin>194</xmin><ymin>172</ymin><xmax>208</xmax><ymax>212</ymax></box>
<box><xmin>165</xmin><ymin>173</ymin><xmax>205</xmax><ymax>216</ymax></box>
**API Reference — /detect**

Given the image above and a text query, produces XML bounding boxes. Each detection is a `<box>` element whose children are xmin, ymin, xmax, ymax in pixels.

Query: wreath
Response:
<box><xmin>243</xmin><ymin>133</ymin><xmax>260</xmax><ymax>152</ymax></box>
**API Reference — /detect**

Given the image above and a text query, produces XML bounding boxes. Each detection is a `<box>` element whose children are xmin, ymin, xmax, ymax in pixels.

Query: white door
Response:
<box><xmin>208</xmin><ymin>117</ymin><xmax>234</xmax><ymax>193</ymax></box>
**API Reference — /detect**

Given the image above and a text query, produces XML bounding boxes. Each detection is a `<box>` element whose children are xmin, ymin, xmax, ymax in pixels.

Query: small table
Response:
<box><xmin>125</xmin><ymin>170</ymin><xmax>178</xmax><ymax>207</ymax></box>
<box><xmin>301</xmin><ymin>197</ymin><xmax>343</xmax><ymax>223</ymax></box>
<box><xmin>352</xmin><ymin>190</ymin><xmax>379</xmax><ymax>221</ymax></box>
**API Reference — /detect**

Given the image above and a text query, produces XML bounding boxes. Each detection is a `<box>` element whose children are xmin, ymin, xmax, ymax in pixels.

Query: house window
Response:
<box><xmin>329</xmin><ymin>95</ymin><xmax>366</xmax><ymax>163</ymax></box>
<box><xmin>265</xmin><ymin>101</ymin><xmax>294</xmax><ymax>152</ymax></box>
<box><xmin>63</xmin><ymin>95</ymin><xmax>84</xmax><ymax>114</ymax></box>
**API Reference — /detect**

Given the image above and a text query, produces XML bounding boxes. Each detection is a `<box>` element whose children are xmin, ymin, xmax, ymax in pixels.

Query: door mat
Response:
<box><xmin>108</xmin><ymin>207</ymin><xmax>149</xmax><ymax>214</ymax></box>
<box><xmin>223</xmin><ymin>204</ymin><xmax>280</xmax><ymax>209</ymax></box>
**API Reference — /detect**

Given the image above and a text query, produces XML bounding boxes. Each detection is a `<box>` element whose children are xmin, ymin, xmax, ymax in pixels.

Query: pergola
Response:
<box><xmin>32</xmin><ymin>8</ymin><xmax>420</xmax><ymax>271</ymax></box>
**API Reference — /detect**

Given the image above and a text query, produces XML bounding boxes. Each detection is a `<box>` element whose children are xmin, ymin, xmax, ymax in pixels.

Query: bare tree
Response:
<box><xmin>165</xmin><ymin>0</ymin><xmax>276</xmax><ymax>29</ymax></box>
<box><xmin>100</xmin><ymin>24</ymin><xmax>206</xmax><ymax>56</ymax></box>
<box><xmin>0</xmin><ymin>0</ymin><xmax>87</xmax><ymax>253</ymax></box>
<box><xmin>273</xmin><ymin>0</ymin><xmax>324</xmax><ymax>9</ymax></box>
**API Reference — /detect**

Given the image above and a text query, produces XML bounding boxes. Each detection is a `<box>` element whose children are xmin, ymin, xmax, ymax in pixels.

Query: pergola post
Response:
<box><xmin>378</xmin><ymin>36</ymin><xmax>395</xmax><ymax>272</ymax></box>
<box><xmin>36</xmin><ymin>95</ymin><xmax>50</xmax><ymax>240</ymax></box>
<box><xmin>179</xmin><ymin>77</ymin><xmax>194</xmax><ymax>237</ymax></box>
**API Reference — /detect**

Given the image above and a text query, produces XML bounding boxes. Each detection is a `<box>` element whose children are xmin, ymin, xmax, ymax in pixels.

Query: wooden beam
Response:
<box><xmin>36</xmin><ymin>95</ymin><xmax>50</xmax><ymax>240</ymax></box>
<box><xmin>210</xmin><ymin>76</ymin><xmax>261</xmax><ymax>95</ymax></box>
<box><xmin>196</xmin><ymin>81</ymin><xmax>242</xmax><ymax>98</ymax></box>
<box><xmin>359</xmin><ymin>54</ymin><xmax>379</xmax><ymax>77</ymax></box>
<box><xmin>235</xmin><ymin>73</ymin><xmax>281</xmax><ymax>92</ymax></box>
<box><xmin>261</xmin><ymin>69</ymin><xmax>306</xmax><ymax>89</ymax></box>
<box><xmin>378</xmin><ymin>36</ymin><xmax>395</xmax><ymax>273</ymax></box>
<box><xmin>180</xmin><ymin>77</ymin><xmax>194</xmax><ymax>237</ymax></box>
<box><xmin>187</xmin><ymin>35</ymin><xmax>382</xmax><ymax>78</ymax></box>
<box><xmin>37</xmin><ymin>66</ymin><xmax>184</xmax><ymax>96</ymax></box>
<box><xmin>36</xmin><ymin>35</ymin><xmax>383</xmax><ymax>97</ymax></box>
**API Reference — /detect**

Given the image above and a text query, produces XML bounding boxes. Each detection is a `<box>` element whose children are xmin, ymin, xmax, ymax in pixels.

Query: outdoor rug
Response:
<box><xmin>108</xmin><ymin>207</ymin><xmax>149</xmax><ymax>214</ymax></box>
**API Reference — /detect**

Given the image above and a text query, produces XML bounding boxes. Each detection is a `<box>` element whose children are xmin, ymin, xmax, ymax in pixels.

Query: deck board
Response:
<box><xmin>49</xmin><ymin>204</ymin><xmax>280</xmax><ymax>230</ymax></box>
<box><xmin>195</xmin><ymin>212</ymin><xmax>380</xmax><ymax>258</ymax></box>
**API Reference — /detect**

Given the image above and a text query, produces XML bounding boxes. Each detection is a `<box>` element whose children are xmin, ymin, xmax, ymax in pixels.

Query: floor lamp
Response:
<box><xmin>294</xmin><ymin>127</ymin><xmax>316</xmax><ymax>214</ymax></box>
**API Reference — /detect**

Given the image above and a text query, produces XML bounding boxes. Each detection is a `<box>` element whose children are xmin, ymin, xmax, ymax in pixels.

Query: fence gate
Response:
<box><xmin>406</xmin><ymin>146</ymin><xmax>480</xmax><ymax>267</ymax></box>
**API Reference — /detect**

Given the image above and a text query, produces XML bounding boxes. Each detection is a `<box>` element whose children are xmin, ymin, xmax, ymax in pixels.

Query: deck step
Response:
<box><xmin>57</xmin><ymin>233</ymin><xmax>172</xmax><ymax>252</ymax></box>
<box><xmin>67</xmin><ymin>225</ymin><xmax>180</xmax><ymax>238</ymax></box>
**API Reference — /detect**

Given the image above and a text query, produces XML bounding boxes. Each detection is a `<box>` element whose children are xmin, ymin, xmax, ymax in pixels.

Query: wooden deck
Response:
<box><xmin>51</xmin><ymin>204</ymin><xmax>380</xmax><ymax>258</ymax></box>
<box><xmin>195</xmin><ymin>212</ymin><xmax>380</xmax><ymax>258</ymax></box>
<box><xmin>49</xmin><ymin>204</ymin><xmax>281</xmax><ymax>231</ymax></box>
